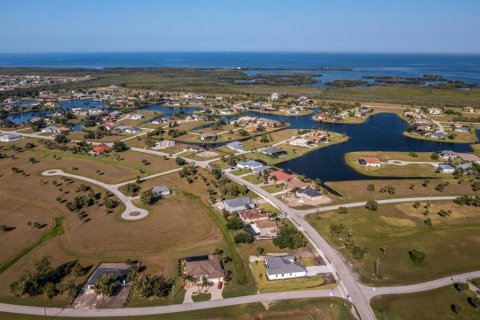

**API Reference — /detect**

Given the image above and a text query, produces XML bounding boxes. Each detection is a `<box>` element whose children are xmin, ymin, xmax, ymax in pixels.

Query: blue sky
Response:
<box><xmin>0</xmin><ymin>0</ymin><xmax>479</xmax><ymax>53</ymax></box>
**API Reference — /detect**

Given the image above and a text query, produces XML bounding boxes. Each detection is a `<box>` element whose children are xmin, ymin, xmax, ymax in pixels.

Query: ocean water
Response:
<box><xmin>1</xmin><ymin>52</ymin><xmax>480</xmax><ymax>84</ymax></box>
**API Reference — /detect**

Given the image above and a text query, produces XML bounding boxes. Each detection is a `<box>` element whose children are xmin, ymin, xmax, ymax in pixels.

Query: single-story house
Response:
<box><xmin>85</xmin><ymin>263</ymin><xmax>130</xmax><ymax>291</ymax></box>
<box><xmin>358</xmin><ymin>157</ymin><xmax>381</xmax><ymax>167</ymax></box>
<box><xmin>287</xmin><ymin>177</ymin><xmax>310</xmax><ymax>190</ymax></box>
<box><xmin>237</xmin><ymin>160</ymin><xmax>264</xmax><ymax>170</ymax></box>
<box><xmin>260</xmin><ymin>146</ymin><xmax>288</xmax><ymax>158</ymax></box>
<box><xmin>226</xmin><ymin>141</ymin><xmax>244</xmax><ymax>151</ymax></box>
<box><xmin>125</xmin><ymin>127</ymin><xmax>141</xmax><ymax>134</ymax></box>
<box><xmin>264</xmin><ymin>255</ymin><xmax>307</xmax><ymax>280</ymax></box>
<box><xmin>269</xmin><ymin>170</ymin><xmax>296</xmax><ymax>183</ymax></box>
<box><xmin>430</xmin><ymin>131</ymin><xmax>447</xmax><ymax>139</ymax></box>
<box><xmin>222</xmin><ymin>196</ymin><xmax>255</xmax><ymax>213</ymax></box>
<box><xmin>41</xmin><ymin>125</ymin><xmax>59</xmax><ymax>133</ymax></box>
<box><xmin>0</xmin><ymin>133</ymin><xmax>22</xmax><ymax>142</ymax></box>
<box><xmin>245</xmin><ymin>124</ymin><xmax>259</xmax><ymax>132</ymax></box>
<box><xmin>463</xmin><ymin>106</ymin><xmax>475</xmax><ymax>113</ymax></box>
<box><xmin>130</xmin><ymin>114</ymin><xmax>144</xmax><ymax>120</ymax></box>
<box><xmin>103</xmin><ymin>123</ymin><xmax>116</xmax><ymax>131</ymax></box>
<box><xmin>153</xmin><ymin>140</ymin><xmax>175</xmax><ymax>149</ymax></box>
<box><xmin>238</xmin><ymin>208</ymin><xmax>268</xmax><ymax>223</ymax></box>
<box><xmin>404</xmin><ymin>111</ymin><xmax>422</xmax><ymax>119</ymax></box>
<box><xmin>201</xmin><ymin>133</ymin><xmax>217</xmax><ymax>141</ymax></box>
<box><xmin>453</xmin><ymin>126</ymin><xmax>470</xmax><ymax>133</ymax></box>
<box><xmin>152</xmin><ymin>185</ymin><xmax>171</xmax><ymax>198</ymax></box>
<box><xmin>251</xmin><ymin>165</ymin><xmax>272</xmax><ymax>175</ymax></box>
<box><xmin>296</xmin><ymin>187</ymin><xmax>323</xmax><ymax>200</ymax></box>
<box><xmin>90</xmin><ymin>144</ymin><xmax>112</xmax><ymax>156</ymax></box>
<box><xmin>183</xmin><ymin>145</ymin><xmax>204</xmax><ymax>152</ymax></box>
<box><xmin>428</xmin><ymin>108</ymin><xmax>443</xmax><ymax>115</ymax></box>
<box><xmin>438</xmin><ymin>163</ymin><xmax>455</xmax><ymax>174</ymax></box>
<box><xmin>184</xmin><ymin>255</ymin><xmax>224</xmax><ymax>283</ymax></box>
<box><xmin>289</xmin><ymin>138</ymin><xmax>313</xmax><ymax>147</ymax></box>
<box><xmin>247</xmin><ymin>220</ymin><xmax>278</xmax><ymax>239</ymax></box>
<box><xmin>439</xmin><ymin>150</ymin><xmax>457</xmax><ymax>160</ymax></box>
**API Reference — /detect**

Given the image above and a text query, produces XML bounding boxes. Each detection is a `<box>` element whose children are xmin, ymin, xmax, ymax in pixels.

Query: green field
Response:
<box><xmin>307</xmin><ymin>201</ymin><xmax>480</xmax><ymax>286</ymax></box>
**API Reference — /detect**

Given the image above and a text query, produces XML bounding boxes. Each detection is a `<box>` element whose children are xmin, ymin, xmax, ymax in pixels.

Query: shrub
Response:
<box><xmin>409</xmin><ymin>249</ymin><xmax>426</xmax><ymax>264</ymax></box>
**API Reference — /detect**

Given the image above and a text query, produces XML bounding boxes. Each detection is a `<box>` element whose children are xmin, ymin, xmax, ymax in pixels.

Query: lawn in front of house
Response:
<box><xmin>249</xmin><ymin>261</ymin><xmax>328</xmax><ymax>293</ymax></box>
<box><xmin>371</xmin><ymin>285</ymin><xmax>479</xmax><ymax>320</ymax></box>
<box><xmin>306</xmin><ymin>201</ymin><xmax>480</xmax><ymax>286</ymax></box>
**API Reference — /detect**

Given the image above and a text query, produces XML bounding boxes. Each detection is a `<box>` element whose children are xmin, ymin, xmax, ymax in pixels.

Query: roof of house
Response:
<box><xmin>269</xmin><ymin>170</ymin><xmax>296</xmax><ymax>182</ymax></box>
<box><xmin>359</xmin><ymin>157</ymin><xmax>381</xmax><ymax>164</ymax></box>
<box><xmin>238</xmin><ymin>208</ymin><xmax>267</xmax><ymax>221</ymax></box>
<box><xmin>296</xmin><ymin>187</ymin><xmax>322</xmax><ymax>197</ymax></box>
<box><xmin>261</xmin><ymin>146</ymin><xmax>286</xmax><ymax>155</ymax></box>
<box><xmin>152</xmin><ymin>185</ymin><xmax>170</xmax><ymax>194</ymax></box>
<box><xmin>227</xmin><ymin>141</ymin><xmax>244</xmax><ymax>148</ymax></box>
<box><xmin>252</xmin><ymin>165</ymin><xmax>272</xmax><ymax>174</ymax></box>
<box><xmin>223</xmin><ymin>196</ymin><xmax>254</xmax><ymax>209</ymax></box>
<box><xmin>255</xmin><ymin>219</ymin><xmax>277</xmax><ymax>229</ymax></box>
<box><xmin>184</xmin><ymin>255</ymin><xmax>224</xmax><ymax>279</ymax></box>
<box><xmin>92</xmin><ymin>145</ymin><xmax>111</xmax><ymax>153</ymax></box>
<box><xmin>86</xmin><ymin>263</ymin><xmax>130</xmax><ymax>286</ymax></box>
<box><xmin>265</xmin><ymin>256</ymin><xmax>306</xmax><ymax>275</ymax></box>
<box><xmin>237</xmin><ymin>160</ymin><xmax>264</xmax><ymax>168</ymax></box>
<box><xmin>439</xmin><ymin>163</ymin><xmax>454</xmax><ymax>170</ymax></box>
<box><xmin>201</xmin><ymin>132</ymin><xmax>217</xmax><ymax>138</ymax></box>
<box><xmin>0</xmin><ymin>133</ymin><xmax>22</xmax><ymax>140</ymax></box>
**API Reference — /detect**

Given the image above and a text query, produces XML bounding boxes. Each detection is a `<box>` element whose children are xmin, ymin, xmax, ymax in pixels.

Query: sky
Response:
<box><xmin>0</xmin><ymin>0</ymin><xmax>479</xmax><ymax>53</ymax></box>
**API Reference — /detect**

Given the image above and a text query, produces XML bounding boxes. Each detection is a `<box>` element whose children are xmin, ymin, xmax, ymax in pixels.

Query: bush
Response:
<box><xmin>112</xmin><ymin>141</ymin><xmax>128</xmax><ymax>152</ymax></box>
<box><xmin>226</xmin><ymin>217</ymin><xmax>244</xmax><ymax>230</ymax></box>
<box><xmin>273</xmin><ymin>226</ymin><xmax>307</xmax><ymax>249</ymax></box>
<box><xmin>454</xmin><ymin>282</ymin><xmax>469</xmax><ymax>292</ymax></box>
<box><xmin>409</xmin><ymin>249</ymin><xmax>426</xmax><ymax>264</ymax></box>
<box><xmin>337</xmin><ymin>206</ymin><xmax>348</xmax><ymax>214</ymax></box>
<box><xmin>365</xmin><ymin>200</ymin><xmax>378</xmax><ymax>211</ymax></box>
<box><xmin>234</xmin><ymin>232</ymin><xmax>254</xmax><ymax>244</ymax></box>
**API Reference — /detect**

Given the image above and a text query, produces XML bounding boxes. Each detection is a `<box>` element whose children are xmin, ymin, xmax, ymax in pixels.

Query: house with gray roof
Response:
<box><xmin>438</xmin><ymin>163</ymin><xmax>455</xmax><ymax>174</ymax></box>
<box><xmin>200</xmin><ymin>132</ymin><xmax>217</xmax><ymax>141</ymax></box>
<box><xmin>152</xmin><ymin>185</ymin><xmax>171</xmax><ymax>198</ymax></box>
<box><xmin>264</xmin><ymin>255</ymin><xmax>307</xmax><ymax>280</ymax></box>
<box><xmin>226</xmin><ymin>141</ymin><xmax>244</xmax><ymax>151</ymax></box>
<box><xmin>85</xmin><ymin>263</ymin><xmax>130</xmax><ymax>291</ymax></box>
<box><xmin>296</xmin><ymin>187</ymin><xmax>323</xmax><ymax>200</ymax></box>
<box><xmin>0</xmin><ymin>133</ymin><xmax>22</xmax><ymax>142</ymax></box>
<box><xmin>260</xmin><ymin>146</ymin><xmax>288</xmax><ymax>158</ymax></box>
<box><xmin>237</xmin><ymin>160</ymin><xmax>264</xmax><ymax>170</ymax></box>
<box><xmin>222</xmin><ymin>196</ymin><xmax>255</xmax><ymax>213</ymax></box>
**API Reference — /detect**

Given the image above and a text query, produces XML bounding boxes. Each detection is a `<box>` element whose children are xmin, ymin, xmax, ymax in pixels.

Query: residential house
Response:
<box><xmin>428</xmin><ymin>108</ymin><xmax>443</xmax><ymax>115</ymax></box>
<box><xmin>251</xmin><ymin>165</ymin><xmax>272</xmax><ymax>175</ymax></box>
<box><xmin>237</xmin><ymin>160</ymin><xmax>264</xmax><ymax>170</ymax></box>
<box><xmin>270</xmin><ymin>92</ymin><xmax>280</xmax><ymax>101</ymax></box>
<box><xmin>247</xmin><ymin>220</ymin><xmax>278</xmax><ymax>239</ymax></box>
<box><xmin>289</xmin><ymin>138</ymin><xmax>313</xmax><ymax>147</ymax></box>
<box><xmin>257</xmin><ymin>118</ymin><xmax>281</xmax><ymax>128</ymax></box>
<box><xmin>152</xmin><ymin>185</ymin><xmax>171</xmax><ymax>198</ymax></box>
<box><xmin>463</xmin><ymin>106</ymin><xmax>475</xmax><ymax>113</ymax></box>
<box><xmin>404</xmin><ymin>111</ymin><xmax>422</xmax><ymax>119</ymax></box>
<box><xmin>0</xmin><ymin>133</ymin><xmax>22</xmax><ymax>142</ymax></box>
<box><xmin>222</xmin><ymin>196</ymin><xmax>255</xmax><ymax>213</ymax></box>
<box><xmin>430</xmin><ymin>131</ymin><xmax>447</xmax><ymax>139</ymax></box>
<box><xmin>226</xmin><ymin>141</ymin><xmax>244</xmax><ymax>151</ymax></box>
<box><xmin>260</xmin><ymin>146</ymin><xmax>288</xmax><ymax>158</ymax></box>
<box><xmin>200</xmin><ymin>132</ymin><xmax>217</xmax><ymax>141</ymax></box>
<box><xmin>456</xmin><ymin>153</ymin><xmax>480</xmax><ymax>163</ymax></box>
<box><xmin>358</xmin><ymin>157</ymin><xmax>381</xmax><ymax>167</ymax></box>
<box><xmin>264</xmin><ymin>256</ymin><xmax>307</xmax><ymax>280</ymax></box>
<box><xmin>184</xmin><ymin>255</ymin><xmax>224</xmax><ymax>283</ymax></box>
<box><xmin>183</xmin><ymin>145</ymin><xmax>204</xmax><ymax>152</ymax></box>
<box><xmin>238</xmin><ymin>208</ymin><xmax>268</xmax><ymax>223</ymax></box>
<box><xmin>153</xmin><ymin>140</ymin><xmax>175</xmax><ymax>149</ymax></box>
<box><xmin>103</xmin><ymin>123</ymin><xmax>116</xmax><ymax>131</ymax></box>
<box><xmin>130</xmin><ymin>114</ymin><xmax>144</xmax><ymax>120</ymax></box>
<box><xmin>125</xmin><ymin>127</ymin><xmax>141</xmax><ymax>134</ymax></box>
<box><xmin>295</xmin><ymin>187</ymin><xmax>323</xmax><ymax>201</ymax></box>
<box><xmin>41</xmin><ymin>125</ymin><xmax>59</xmax><ymax>133</ymax></box>
<box><xmin>90</xmin><ymin>145</ymin><xmax>112</xmax><ymax>156</ymax></box>
<box><xmin>85</xmin><ymin>263</ymin><xmax>130</xmax><ymax>291</ymax></box>
<box><xmin>438</xmin><ymin>163</ymin><xmax>455</xmax><ymax>174</ymax></box>
<box><xmin>439</xmin><ymin>150</ymin><xmax>457</xmax><ymax>160</ymax></box>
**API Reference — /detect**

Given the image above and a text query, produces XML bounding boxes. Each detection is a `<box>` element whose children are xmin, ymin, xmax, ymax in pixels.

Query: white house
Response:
<box><xmin>358</xmin><ymin>157</ymin><xmax>381</xmax><ymax>167</ymax></box>
<box><xmin>153</xmin><ymin>140</ymin><xmax>175</xmax><ymax>150</ymax></box>
<box><xmin>152</xmin><ymin>185</ymin><xmax>171</xmax><ymax>198</ymax></box>
<box><xmin>0</xmin><ymin>133</ymin><xmax>22</xmax><ymax>142</ymax></box>
<box><xmin>222</xmin><ymin>196</ymin><xmax>255</xmax><ymax>213</ymax></box>
<box><xmin>438</xmin><ymin>163</ymin><xmax>455</xmax><ymax>174</ymax></box>
<box><xmin>200</xmin><ymin>133</ymin><xmax>217</xmax><ymax>141</ymax></box>
<box><xmin>130</xmin><ymin>114</ymin><xmax>144</xmax><ymax>120</ymax></box>
<box><xmin>226</xmin><ymin>141</ymin><xmax>244</xmax><ymax>151</ymax></box>
<box><xmin>264</xmin><ymin>256</ymin><xmax>307</xmax><ymax>280</ymax></box>
<box><xmin>270</xmin><ymin>92</ymin><xmax>280</xmax><ymax>101</ymax></box>
<box><xmin>237</xmin><ymin>160</ymin><xmax>264</xmax><ymax>170</ymax></box>
<box><xmin>289</xmin><ymin>138</ymin><xmax>312</xmax><ymax>147</ymax></box>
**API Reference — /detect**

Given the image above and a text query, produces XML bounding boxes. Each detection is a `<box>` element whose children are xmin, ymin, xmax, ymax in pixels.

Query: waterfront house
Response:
<box><xmin>184</xmin><ymin>255</ymin><xmax>224</xmax><ymax>284</ymax></box>
<box><xmin>295</xmin><ymin>187</ymin><xmax>323</xmax><ymax>201</ymax></box>
<box><xmin>152</xmin><ymin>185</ymin><xmax>171</xmax><ymax>198</ymax></box>
<box><xmin>153</xmin><ymin>140</ymin><xmax>175</xmax><ymax>149</ymax></box>
<box><xmin>264</xmin><ymin>256</ymin><xmax>307</xmax><ymax>280</ymax></box>
<box><xmin>358</xmin><ymin>157</ymin><xmax>381</xmax><ymax>167</ymax></box>
<box><xmin>430</xmin><ymin>131</ymin><xmax>447</xmax><ymax>139</ymax></box>
<box><xmin>439</xmin><ymin>150</ymin><xmax>457</xmax><ymax>160</ymax></box>
<box><xmin>289</xmin><ymin>138</ymin><xmax>313</xmax><ymax>147</ymax></box>
<box><xmin>456</xmin><ymin>153</ymin><xmax>480</xmax><ymax>163</ymax></box>
<box><xmin>41</xmin><ymin>125</ymin><xmax>59</xmax><ymax>133</ymax></box>
<box><xmin>260</xmin><ymin>146</ymin><xmax>288</xmax><ymax>158</ymax></box>
<box><xmin>222</xmin><ymin>196</ymin><xmax>255</xmax><ymax>213</ymax></box>
<box><xmin>200</xmin><ymin>132</ymin><xmax>217</xmax><ymax>141</ymax></box>
<box><xmin>130</xmin><ymin>114</ymin><xmax>144</xmax><ymax>120</ymax></box>
<box><xmin>251</xmin><ymin>165</ymin><xmax>272</xmax><ymax>175</ymax></box>
<box><xmin>226</xmin><ymin>141</ymin><xmax>244</xmax><ymax>151</ymax></box>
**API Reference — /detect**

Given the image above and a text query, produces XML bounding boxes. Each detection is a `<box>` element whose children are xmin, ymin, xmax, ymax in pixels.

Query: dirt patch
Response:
<box><xmin>196</xmin><ymin>150</ymin><xmax>220</xmax><ymax>158</ymax></box>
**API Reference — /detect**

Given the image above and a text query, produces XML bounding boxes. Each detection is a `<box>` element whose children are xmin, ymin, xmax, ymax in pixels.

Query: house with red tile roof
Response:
<box><xmin>90</xmin><ymin>144</ymin><xmax>112</xmax><ymax>156</ymax></box>
<box><xmin>238</xmin><ymin>208</ymin><xmax>268</xmax><ymax>223</ymax></box>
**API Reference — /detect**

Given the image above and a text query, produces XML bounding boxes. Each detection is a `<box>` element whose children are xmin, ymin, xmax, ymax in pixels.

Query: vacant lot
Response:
<box><xmin>307</xmin><ymin>201</ymin><xmax>480</xmax><ymax>286</ymax></box>
<box><xmin>372</xmin><ymin>285</ymin><xmax>479</xmax><ymax>320</ymax></box>
<box><xmin>326</xmin><ymin>178</ymin><xmax>476</xmax><ymax>203</ymax></box>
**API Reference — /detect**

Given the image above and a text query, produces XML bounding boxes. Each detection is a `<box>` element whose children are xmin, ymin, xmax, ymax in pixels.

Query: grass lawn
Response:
<box><xmin>326</xmin><ymin>178</ymin><xmax>477</xmax><ymax>204</ymax></box>
<box><xmin>231</xmin><ymin>168</ymin><xmax>251</xmax><ymax>176</ymax></box>
<box><xmin>126</xmin><ymin>287</ymin><xmax>186</xmax><ymax>307</ymax></box>
<box><xmin>242</xmin><ymin>174</ymin><xmax>264</xmax><ymax>185</ymax></box>
<box><xmin>238</xmin><ymin>128</ymin><xmax>298</xmax><ymax>151</ymax></box>
<box><xmin>0</xmin><ymin>297</ymin><xmax>352</xmax><ymax>320</ymax></box>
<box><xmin>262</xmin><ymin>184</ymin><xmax>284</xmax><ymax>193</ymax></box>
<box><xmin>307</xmin><ymin>201</ymin><xmax>480</xmax><ymax>286</ymax></box>
<box><xmin>403</xmin><ymin>130</ymin><xmax>478</xmax><ymax>144</ymax></box>
<box><xmin>191</xmin><ymin>292</ymin><xmax>212</xmax><ymax>302</ymax></box>
<box><xmin>345</xmin><ymin>151</ymin><xmax>448</xmax><ymax>178</ymax></box>
<box><xmin>250</xmin><ymin>262</ymin><xmax>329</xmax><ymax>293</ymax></box>
<box><xmin>371</xmin><ymin>285</ymin><xmax>480</xmax><ymax>320</ymax></box>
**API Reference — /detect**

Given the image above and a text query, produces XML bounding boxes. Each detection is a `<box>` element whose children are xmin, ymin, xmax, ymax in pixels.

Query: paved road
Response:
<box><xmin>361</xmin><ymin>270</ymin><xmax>480</xmax><ymax>301</ymax></box>
<box><xmin>0</xmin><ymin>288</ymin><xmax>342</xmax><ymax>317</ymax></box>
<box><xmin>42</xmin><ymin>169</ymin><xmax>149</xmax><ymax>220</ymax></box>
